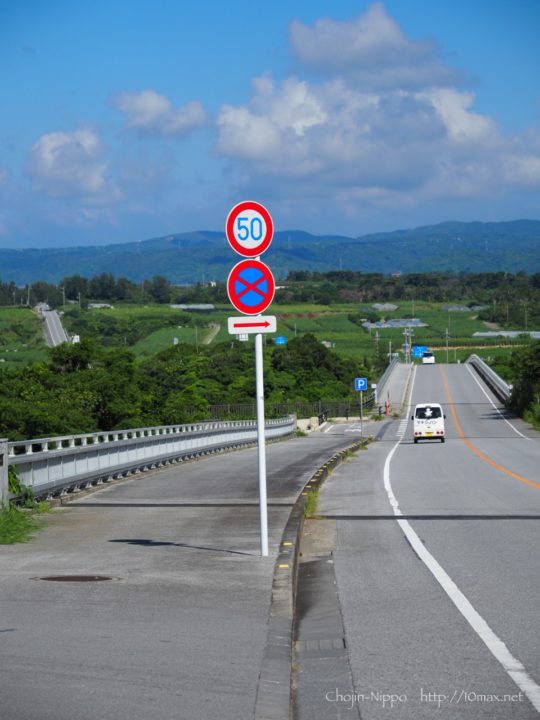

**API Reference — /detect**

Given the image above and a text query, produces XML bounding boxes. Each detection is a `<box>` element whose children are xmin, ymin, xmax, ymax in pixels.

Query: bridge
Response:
<box><xmin>1</xmin><ymin>357</ymin><xmax>539</xmax><ymax>720</ymax></box>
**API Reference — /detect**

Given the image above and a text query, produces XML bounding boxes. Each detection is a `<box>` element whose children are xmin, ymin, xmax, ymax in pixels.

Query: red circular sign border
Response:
<box><xmin>227</xmin><ymin>259</ymin><xmax>275</xmax><ymax>315</ymax></box>
<box><xmin>225</xmin><ymin>201</ymin><xmax>274</xmax><ymax>257</ymax></box>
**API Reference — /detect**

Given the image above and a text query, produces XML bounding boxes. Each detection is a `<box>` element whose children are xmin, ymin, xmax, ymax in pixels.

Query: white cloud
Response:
<box><xmin>217</xmin><ymin>105</ymin><xmax>282</xmax><ymax>160</ymax></box>
<box><xmin>215</xmin><ymin>4</ymin><xmax>540</xmax><ymax>224</ymax></box>
<box><xmin>503</xmin><ymin>152</ymin><xmax>540</xmax><ymax>186</ymax></box>
<box><xmin>26</xmin><ymin>127</ymin><xmax>115</xmax><ymax>198</ymax></box>
<box><xmin>113</xmin><ymin>89</ymin><xmax>206</xmax><ymax>136</ymax></box>
<box><xmin>216</xmin><ymin>74</ymin><xmax>446</xmax><ymax>185</ymax></box>
<box><xmin>289</xmin><ymin>2</ymin><xmax>460</xmax><ymax>89</ymax></box>
<box><xmin>419</xmin><ymin>88</ymin><xmax>498</xmax><ymax>144</ymax></box>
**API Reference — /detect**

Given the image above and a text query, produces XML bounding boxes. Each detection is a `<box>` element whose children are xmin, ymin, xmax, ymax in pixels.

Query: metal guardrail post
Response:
<box><xmin>0</xmin><ymin>438</ymin><xmax>8</xmax><ymax>508</ymax></box>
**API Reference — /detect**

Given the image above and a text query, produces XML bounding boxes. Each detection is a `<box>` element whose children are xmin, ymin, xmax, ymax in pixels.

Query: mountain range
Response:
<box><xmin>1</xmin><ymin>219</ymin><xmax>539</xmax><ymax>284</ymax></box>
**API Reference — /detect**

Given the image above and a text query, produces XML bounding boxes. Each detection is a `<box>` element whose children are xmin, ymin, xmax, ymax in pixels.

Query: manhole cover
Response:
<box><xmin>37</xmin><ymin>575</ymin><xmax>114</xmax><ymax>582</ymax></box>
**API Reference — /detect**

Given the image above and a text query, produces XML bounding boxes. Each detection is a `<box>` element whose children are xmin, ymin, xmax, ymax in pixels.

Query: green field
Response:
<box><xmin>3</xmin><ymin>300</ymin><xmax>532</xmax><ymax>368</ymax></box>
<box><xmin>271</xmin><ymin>301</ymin><xmax>524</xmax><ymax>363</ymax></box>
<box><xmin>0</xmin><ymin>306</ymin><xmax>48</xmax><ymax>367</ymax></box>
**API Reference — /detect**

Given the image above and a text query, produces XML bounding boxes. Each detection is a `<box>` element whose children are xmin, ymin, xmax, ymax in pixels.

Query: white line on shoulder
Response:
<box><xmin>465</xmin><ymin>364</ymin><xmax>529</xmax><ymax>440</ymax></box>
<box><xmin>383</xmin><ymin>367</ymin><xmax>540</xmax><ymax>711</ymax></box>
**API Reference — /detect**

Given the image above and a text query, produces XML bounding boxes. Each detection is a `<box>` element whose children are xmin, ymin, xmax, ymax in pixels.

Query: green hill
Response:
<box><xmin>0</xmin><ymin>220</ymin><xmax>539</xmax><ymax>284</ymax></box>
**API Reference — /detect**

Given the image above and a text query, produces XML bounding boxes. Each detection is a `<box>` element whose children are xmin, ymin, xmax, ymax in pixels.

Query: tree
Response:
<box><xmin>49</xmin><ymin>339</ymin><xmax>97</xmax><ymax>373</ymax></box>
<box><xmin>148</xmin><ymin>276</ymin><xmax>171</xmax><ymax>304</ymax></box>
<box><xmin>509</xmin><ymin>342</ymin><xmax>540</xmax><ymax>425</ymax></box>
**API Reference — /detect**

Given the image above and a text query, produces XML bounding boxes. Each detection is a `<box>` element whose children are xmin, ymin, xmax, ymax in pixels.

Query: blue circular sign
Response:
<box><xmin>227</xmin><ymin>259</ymin><xmax>275</xmax><ymax>315</ymax></box>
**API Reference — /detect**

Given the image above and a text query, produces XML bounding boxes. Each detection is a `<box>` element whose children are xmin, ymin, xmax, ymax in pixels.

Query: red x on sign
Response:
<box><xmin>227</xmin><ymin>259</ymin><xmax>275</xmax><ymax>315</ymax></box>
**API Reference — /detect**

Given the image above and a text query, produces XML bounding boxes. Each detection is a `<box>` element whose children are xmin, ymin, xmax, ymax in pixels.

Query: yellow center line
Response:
<box><xmin>439</xmin><ymin>365</ymin><xmax>540</xmax><ymax>491</ymax></box>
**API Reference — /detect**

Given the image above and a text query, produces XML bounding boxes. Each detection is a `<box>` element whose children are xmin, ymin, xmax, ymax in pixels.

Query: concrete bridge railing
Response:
<box><xmin>466</xmin><ymin>354</ymin><xmax>512</xmax><ymax>403</ymax></box>
<box><xmin>8</xmin><ymin>416</ymin><xmax>296</xmax><ymax>500</ymax></box>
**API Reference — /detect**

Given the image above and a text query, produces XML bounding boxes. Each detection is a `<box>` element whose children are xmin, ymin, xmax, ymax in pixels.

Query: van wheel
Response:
<box><xmin>441</xmin><ymin>438</ymin><xmax>445</xmax><ymax>443</ymax></box>
<box><xmin>414</xmin><ymin>438</ymin><xmax>418</xmax><ymax>444</ymax></box>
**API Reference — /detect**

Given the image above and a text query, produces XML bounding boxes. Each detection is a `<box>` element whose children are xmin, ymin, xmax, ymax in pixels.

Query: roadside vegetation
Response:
<box><xmin>1</xmin><ymin>269</ymin><xmax>539</xmax><ymax>437</ymax></box>
<box><xmin>0</xmin><ymin>306</ymin><xmax>48</xmax><ymax>367</ymax></box>
<box><xmin>0</xmin><ymin>334</ymin><xmax>365</xmax><ymax>440</ymax></box>
<box><xmin>508</xmin><ymin>343</ymin><xmax>540</xmax><ymax>430</ymax></box>
<box><xmin>0</xmin><ymin>468</ymin><xmax>51</xmax><ymax>544</ymax></box>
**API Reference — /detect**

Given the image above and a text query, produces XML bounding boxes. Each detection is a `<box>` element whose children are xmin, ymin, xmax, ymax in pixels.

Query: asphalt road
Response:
<box><xmin>0</xmin><ymin>430</ymin><xmax>362</xmax><ymax>720</ymax></box>
<box><xmin>37</xmin><ymin>304</ymin><xmax>69</xmax><ymax>346</ymax></box>
<box><xmin>298</xmin><ymin>364</ymin><xmax>540</xmax><ymax>719</ymax></box>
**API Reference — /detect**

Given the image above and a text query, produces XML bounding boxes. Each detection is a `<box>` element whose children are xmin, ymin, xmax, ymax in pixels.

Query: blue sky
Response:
<box><xmin>1</xmin><ymin>0</ymin><xmax>539</xmax><ymax>248</ymax></box>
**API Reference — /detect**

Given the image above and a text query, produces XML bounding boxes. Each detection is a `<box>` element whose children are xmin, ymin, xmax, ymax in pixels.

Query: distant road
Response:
<box><xmin>36</xmin><ymin>303</ymin><xmax>69</xmax><ymax>346</ymax></box>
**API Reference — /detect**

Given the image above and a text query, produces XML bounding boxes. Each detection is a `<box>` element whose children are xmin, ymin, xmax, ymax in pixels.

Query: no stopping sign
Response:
<box><xmin>227</xmin><ymin>259</ymin><xmax>275</xmax><ymax>315</ymax></box>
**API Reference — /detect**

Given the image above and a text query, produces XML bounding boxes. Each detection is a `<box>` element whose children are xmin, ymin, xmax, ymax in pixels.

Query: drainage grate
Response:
<box><xmin>37</xmin><ymin>575</ymin><xmax>115</xmax><ymax>582</ymax></box>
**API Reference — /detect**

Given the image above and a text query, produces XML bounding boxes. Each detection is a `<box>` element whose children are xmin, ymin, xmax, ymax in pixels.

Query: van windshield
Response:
<box><xmin>415</xmin><ymin>406</ymin><xmax>442</xmax><ymax>419</ymax></box>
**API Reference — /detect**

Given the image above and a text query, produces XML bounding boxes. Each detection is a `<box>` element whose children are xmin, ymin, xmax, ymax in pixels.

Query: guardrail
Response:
<box><xmin>374</xmin><ymin>355</ymin><xmax>401</xmax><ymax>404</ymax></box>
<box><xmin>8</xmin><ymin>416</ymin><xmax>296</xmax><ymax>500</ymax></box>
<box><xmin>466</xmin><ymin>354</ymin><xmax>512</xmax><ymax>403</ymax></box>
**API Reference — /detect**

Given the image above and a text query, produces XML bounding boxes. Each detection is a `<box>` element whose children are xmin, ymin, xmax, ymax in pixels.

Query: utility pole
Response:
<box><xmin>446</xmin><ymin>328</ymin><xmax>450</xmax><ymax>364</ymax></box>
<box><xmin>403</xmin><ymin>327</ymin><xmax>414</xmax><ymax>363</ymax></box>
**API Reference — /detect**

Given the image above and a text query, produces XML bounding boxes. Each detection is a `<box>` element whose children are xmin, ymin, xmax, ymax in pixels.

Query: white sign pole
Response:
<box><xmin>255</xmin><ymin>329</ymin><xmax>269</xmax><ymax>556</ymax></box>
<box><xmin>226</xmin><ymin>202</ymin><xmax>273</xmax><ymax>558</ymax></box>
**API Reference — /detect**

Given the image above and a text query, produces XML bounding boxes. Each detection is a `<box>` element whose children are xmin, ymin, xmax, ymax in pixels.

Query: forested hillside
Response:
<box><xmin>2</xmin><ymin>266</ymin><xmax>540</xmax><ymax>439</ymax></box>
<box><xmin>0</xmin><ymin>335</ymin><xmax>366</xmax><ymax>440</ymax></box>
<box><xmin>0</xmin><ymin>220</ymin><xmax>539</xmax><ymax>284</ymax></box>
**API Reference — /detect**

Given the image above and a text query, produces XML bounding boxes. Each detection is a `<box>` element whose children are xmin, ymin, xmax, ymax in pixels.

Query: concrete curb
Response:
<box><xmin>254</xmin><ymin>438</ymin><xmax>368</xmax><ymax>720</ymax></box>
<box><xmin>399</xmin><ymin>363</ymin><xmax>414</xmax><ymax>412</ymax></box>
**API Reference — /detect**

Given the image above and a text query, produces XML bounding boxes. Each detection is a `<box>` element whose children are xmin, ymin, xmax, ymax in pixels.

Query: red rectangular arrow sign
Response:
<box><xmin>228</xmin><ymin>315</ymin><xmax>277</xmax><ymax>335</ymax></box>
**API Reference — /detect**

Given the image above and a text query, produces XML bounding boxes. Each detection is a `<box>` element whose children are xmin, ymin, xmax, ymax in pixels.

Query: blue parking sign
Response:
<box><xmin>355</xmin><ymin>377</ymin><xmax>368</xmax><ymax>392</ymax></box>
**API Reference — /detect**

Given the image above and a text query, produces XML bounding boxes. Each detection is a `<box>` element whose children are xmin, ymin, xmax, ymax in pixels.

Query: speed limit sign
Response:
<box><xmin>225</xmin><ymin>200</ymin><xmax>274</xmax><ymax>257</ymax></box>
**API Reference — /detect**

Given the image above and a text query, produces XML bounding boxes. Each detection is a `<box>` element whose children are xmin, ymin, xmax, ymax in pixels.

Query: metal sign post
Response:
<box><xmin>255</xmin><ymin>332</ymin><xmax>268</xmax><ymax>556</ymax></box>
<box><xmin>226</xmin><ymin>201</ymin><xmax>275</xmax><ymax>557</ymax></box>
<box><xmin>0</xmin><ymin>439</ymin><xmax>8</xmax><ymax>509</ymax></box>
<box><xmin>354</xmin><ymin>377</ymin><xmax>368</xmax><ymax>438</ymax></box>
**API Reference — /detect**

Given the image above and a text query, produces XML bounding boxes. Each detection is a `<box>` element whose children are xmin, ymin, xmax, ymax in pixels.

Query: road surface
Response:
<box><xmin>36</xmin><ymin>303</ymin><xmax>69</xmax><ymax>346</ymax></box>
<box><xmin>295</xmin><ymin>363</ymin><xmax>540</xmax><ymax>718</ymax></box>
<box><xmin>0</xmin><ymin>429</ymin><xmax>361</xmax><ymax>720</ymax></box>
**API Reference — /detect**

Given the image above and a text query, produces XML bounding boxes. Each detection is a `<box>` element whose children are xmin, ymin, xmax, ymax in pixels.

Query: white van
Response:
<box><xmin>412</xmin><ymin>403</ymin><xmax>446</xmax><ymax>443</ymax></box>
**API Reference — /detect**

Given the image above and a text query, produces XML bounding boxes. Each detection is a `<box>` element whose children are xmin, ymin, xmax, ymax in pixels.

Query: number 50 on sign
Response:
<box><xmin>225</xmin><ymin>200</ymin><xmax>274</xmax><ymax>257</ymax></box>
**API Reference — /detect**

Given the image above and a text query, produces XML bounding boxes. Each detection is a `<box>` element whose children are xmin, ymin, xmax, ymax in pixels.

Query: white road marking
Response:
<box><xmin>323</xmin><ymin>424</ymin><xmax>334</xmax><ymax>434</ymax></box>
<box><xmin>465</xmin><ymin>364</ymin><xmax>530</xmax><ymax>440</ymax></box>
<box><xmin>397</xmin><ymin>419</ymin><xmax>408</xmax><ymax>438</ymax></box>
<box><xmin>383</xmin><ymin>365</ymin><xmax>540</xmax><ymax>713</ymax></box>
